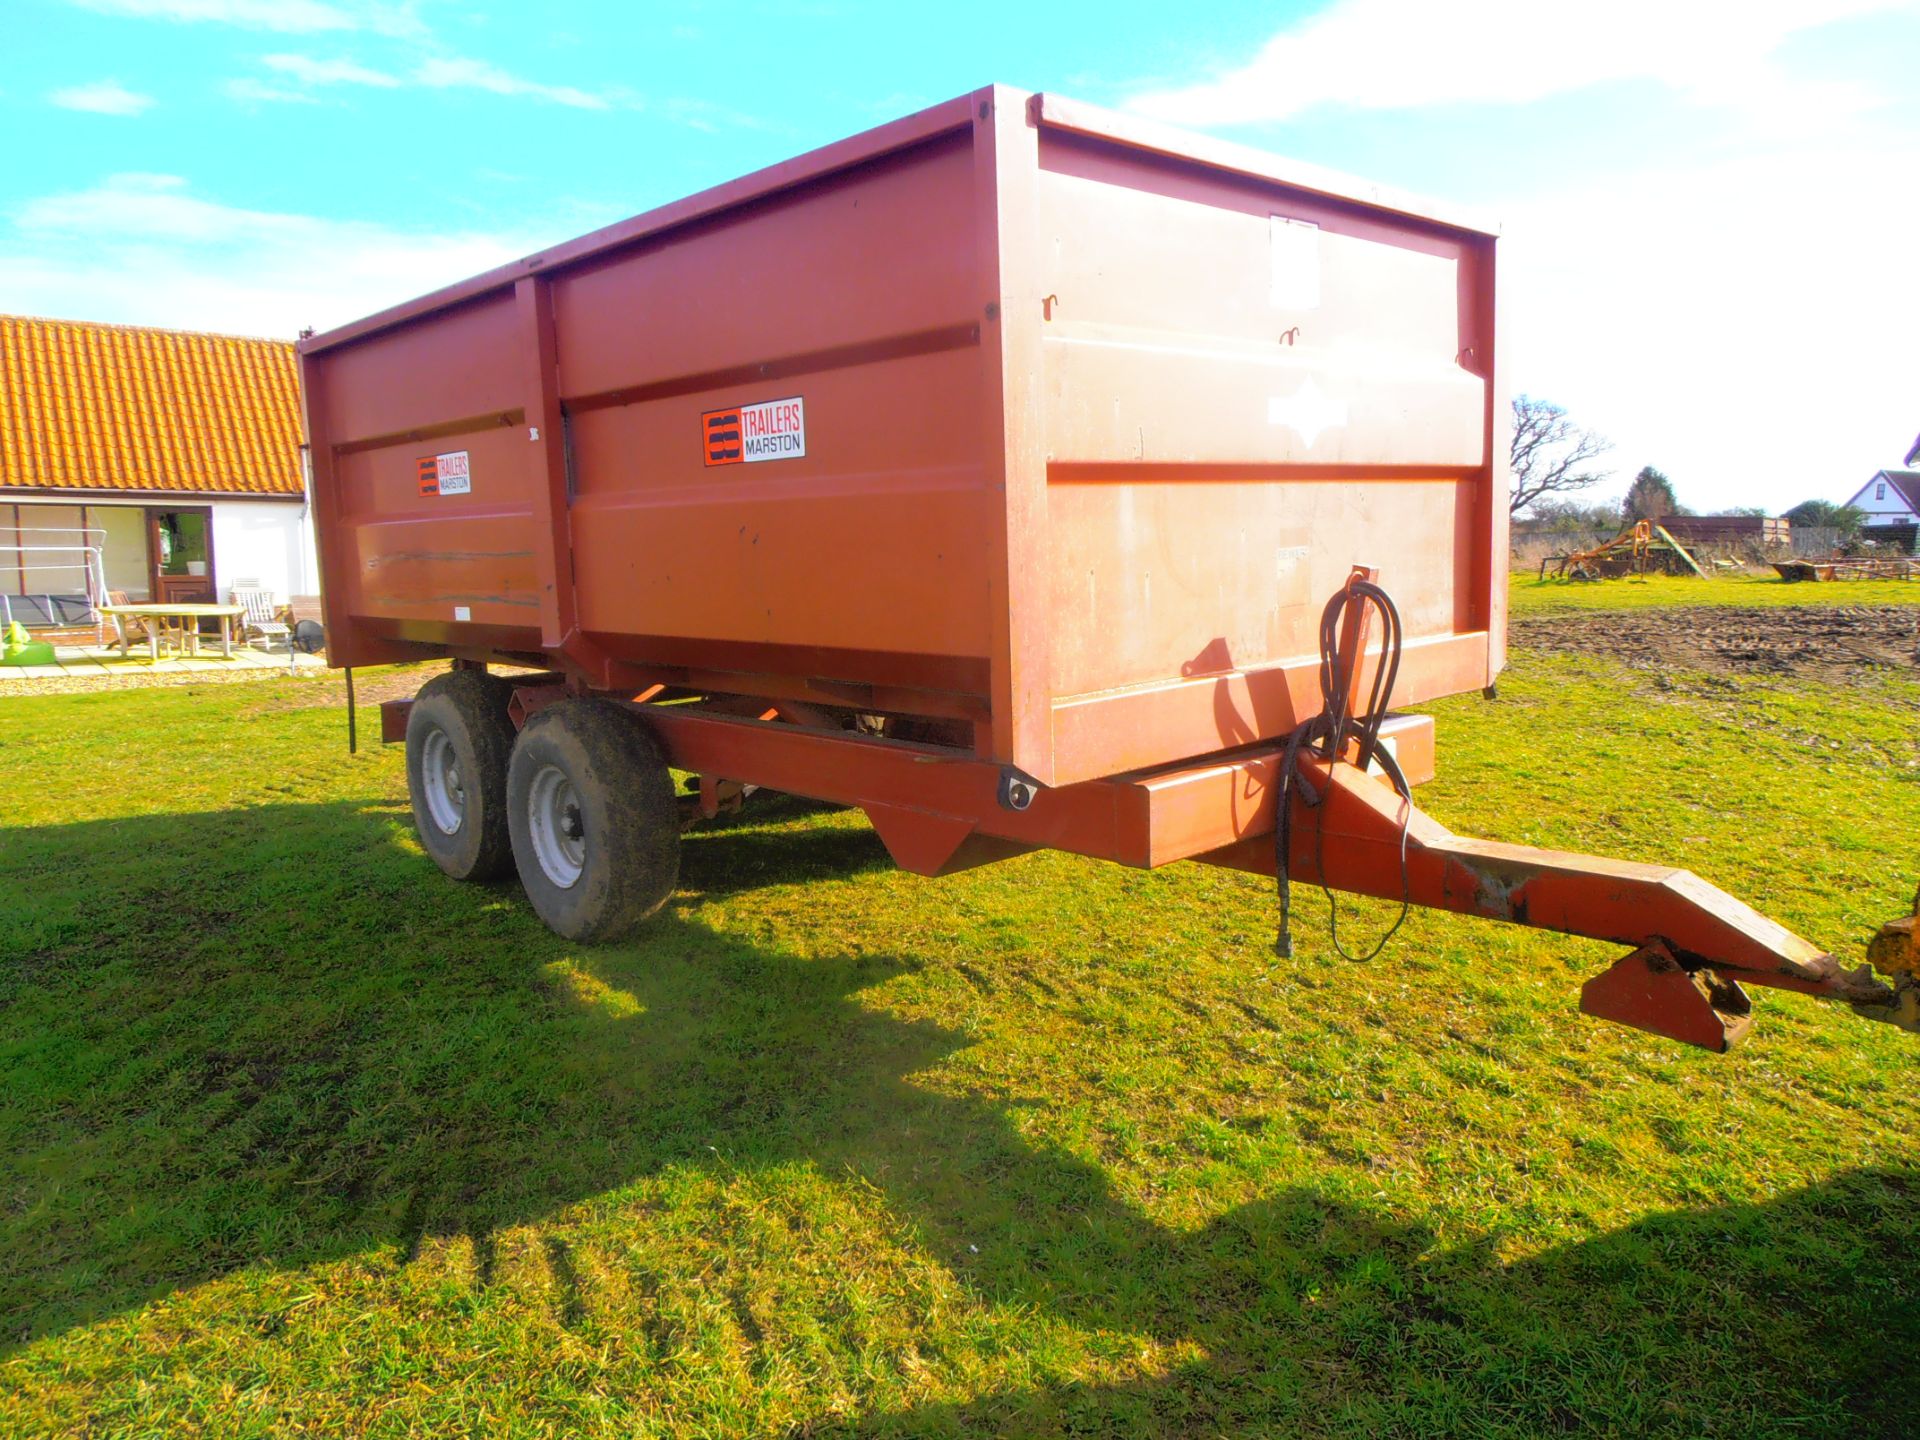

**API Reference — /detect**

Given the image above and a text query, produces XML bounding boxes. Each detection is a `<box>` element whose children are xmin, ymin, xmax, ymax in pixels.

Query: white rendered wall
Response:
<box><xmin>212</xmin><ymin>499</ymin><xmax>319</xmax><ymax>606</ymax></box>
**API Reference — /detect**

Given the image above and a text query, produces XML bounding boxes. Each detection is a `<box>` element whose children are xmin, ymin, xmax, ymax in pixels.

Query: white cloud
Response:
<box><xmin>68</xmin><ymin>0</ymin><xmax>356</xmax><ymax>31</ymax></box>
<box><xmin>221</xmin><ymin>76</ymin><xmax>318</xmax><ymax>104</ymax></box>
<box><xmin>1500</xmin><ymin>142</ymin><xmax>1920</xmax><ymax>511</ymax></box>
<box><xmin>413</xmin><ymin>56</ymin><xmax>609</xmax><ymax>110</ymax></box>
<box><xmin>225</xmin><ymin>50</ymin><xmax>616</xmax><ymax>109</ymax></box>
<box><xmin>49</xmin><ymin>79</ymin><xmax>155</xmax><ymax>116</ymax></box>
<box><xmin>63</xmin><ymin>0</ymin><xmax>424</xmax><ymax>38</ymax></box>
<box><xmin>657</xmin><ymin>96</ymin><xmax>777</xmax><ymax>134</ymax></box>
<box><xmin>0</xmin><ymin>172</ymin><xmax>550</xmax><ymax>335</ymax></box>
<box><xmin>262</xmin><ymin>52</ymin><xmax>400</xmax><ymax>87</ymax></box>
<box><xmin>1129</xmin><ymin>0</ymin><xmax>1913</xmax><ymax>125</ymax></box>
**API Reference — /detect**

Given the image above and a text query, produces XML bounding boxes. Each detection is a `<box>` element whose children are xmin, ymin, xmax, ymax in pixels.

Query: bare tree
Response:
<box><xmin>1509</xmin><ymin>395</ymin><xmax>1614</xmax><ymax>516</ymax></box>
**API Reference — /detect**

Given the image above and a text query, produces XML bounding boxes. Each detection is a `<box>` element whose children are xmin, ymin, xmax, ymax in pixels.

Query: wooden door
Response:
<box><xmin>147</xmin><ymin>507</ymin><xmax>216</xmax><ymax>605</ymax></box>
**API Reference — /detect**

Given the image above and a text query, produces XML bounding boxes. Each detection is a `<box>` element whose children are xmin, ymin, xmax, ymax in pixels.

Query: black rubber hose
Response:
<box><xmin>1274</xmin><ymin>581</ymin><xmax>1412</xmax><ymax>963</ymax></box>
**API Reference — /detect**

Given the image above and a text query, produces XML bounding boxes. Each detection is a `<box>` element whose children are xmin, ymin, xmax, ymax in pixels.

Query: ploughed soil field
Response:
<box><xmin>1512</xmin><ymin>604</ymin><xmax>1920</xmax><ymax>685</ymax></box>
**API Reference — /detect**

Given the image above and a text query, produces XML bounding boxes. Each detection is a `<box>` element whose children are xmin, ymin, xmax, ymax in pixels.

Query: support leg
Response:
<box><xmin>1579</xmin><ymin>942</ymin><xmax>1752</xmax><ymax>1052</ymax></box>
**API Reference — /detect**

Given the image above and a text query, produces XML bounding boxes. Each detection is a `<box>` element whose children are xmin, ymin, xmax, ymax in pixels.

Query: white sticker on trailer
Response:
<box><xmin>419</xmin><ymin>450</ymin><xmax>471</xmax><ymax>496</ymax></box>
<box><xmin>702</xmin><ymin>396</ymin><xmax>805</xmax><ymax>466</ymax></box>
<box><xmin>435</xmin><ymin>450</ymin><xmax>471</xmax><ymax>494</ymax></box>
<box><xmin>1270</xmin><ymin>216</ymin><xmax>1321</xmax><ymax>310</ymax></box>
<box><xmin>741</xmin><ymin>398</ymin><xmax>804</xmax><ymax>461</ymax></box>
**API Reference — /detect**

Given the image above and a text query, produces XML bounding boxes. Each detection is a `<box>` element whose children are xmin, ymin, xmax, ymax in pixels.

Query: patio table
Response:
<box><xmin>99</xmin><ymin>603</ymin><xmax>246</xmax><ymax>661</ymax></box>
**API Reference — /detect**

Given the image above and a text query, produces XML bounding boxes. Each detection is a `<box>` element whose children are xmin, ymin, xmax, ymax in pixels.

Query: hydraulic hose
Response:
<box><xmin>1274</xmin><ymin>579</ymin><xmax>1412</xmax><ymax>962</ymax></box>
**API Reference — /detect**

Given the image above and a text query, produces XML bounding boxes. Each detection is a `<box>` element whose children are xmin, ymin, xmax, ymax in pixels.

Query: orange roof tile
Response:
<box><xmin>0</xmin><ymin>314</ymin><xmax>302</xmax><ymax>497</ymax></box>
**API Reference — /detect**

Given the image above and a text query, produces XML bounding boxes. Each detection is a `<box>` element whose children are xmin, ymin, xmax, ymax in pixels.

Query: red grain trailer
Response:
<box><xmin>299</xmin><ymin>87</ymin><xmax>1913</xmax><ymax>1049</ymax></box>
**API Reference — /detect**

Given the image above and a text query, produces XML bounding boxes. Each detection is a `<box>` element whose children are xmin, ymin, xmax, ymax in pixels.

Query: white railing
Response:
<box><xmin>2</xmin><ymin>529</ymin><xmax>111</xmax><ymax>643</ymax></box>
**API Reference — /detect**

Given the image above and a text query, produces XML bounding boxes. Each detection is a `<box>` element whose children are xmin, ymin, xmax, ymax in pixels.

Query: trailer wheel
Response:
<box><xmin>405</xmin><ymin>670</ymin><xmax>516</xmax><ymax>881</ymax></box>
<box><xmin>506</xmin><ymin>699</ymin><xmax>679</xmax><ymax>942</ymax></box>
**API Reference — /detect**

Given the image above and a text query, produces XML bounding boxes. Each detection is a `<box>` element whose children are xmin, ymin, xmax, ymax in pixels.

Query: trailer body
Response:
<box><xmin>301</xmin><ymin>87</ymin><xmax>1502</xmax><ymax>789</ymax></box>
<box><xmin>300</xmin><ymin>89</ymin><xmax>1912</xmax><ymax>1050</ymax></box>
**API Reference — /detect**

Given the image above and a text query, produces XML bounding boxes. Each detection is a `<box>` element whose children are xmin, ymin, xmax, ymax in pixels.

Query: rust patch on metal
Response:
<box><xmin>1450</xmin><ymin>854</ymin><xmax>1539</xmax><ymax>925</ymax></box>
<box><xmin>1667</xmin><ymin>940</ymin><xmax>1899</xmax><ymax>1009</ymax></box>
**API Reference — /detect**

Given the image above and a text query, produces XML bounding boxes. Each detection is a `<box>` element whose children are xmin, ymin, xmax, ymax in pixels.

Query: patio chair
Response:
<box><xmin>104</xmin><ymin>591</ymin><xmax>155</xmax><ymax>653</ymax></box>
<box><xmin>232</xmin><ymin>587</ymin><xmax>293</xmax><ymax>661</ymax></box>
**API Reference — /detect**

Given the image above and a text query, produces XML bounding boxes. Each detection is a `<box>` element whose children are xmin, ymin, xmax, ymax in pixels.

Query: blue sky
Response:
<box><xmin>4</xmin><ymin>0</ymin><xmax>1918</xmax><ymax>511</ymax></box>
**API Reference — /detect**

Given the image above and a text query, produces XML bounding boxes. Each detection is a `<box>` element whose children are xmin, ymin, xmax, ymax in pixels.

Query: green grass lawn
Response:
<box><xmin>3</xmin><ymin>604</ymin><xmax>1917</xmax><ymax>1437</ymax></box>
<box><xmin>1510</xmin><ymin>570</ymin><xmax>1920</xmax><ymax>616</ymax></box>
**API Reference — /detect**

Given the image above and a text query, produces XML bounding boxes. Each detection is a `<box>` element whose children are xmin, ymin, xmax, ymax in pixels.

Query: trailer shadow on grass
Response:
<box><xmin>1</xmin><ymin>796</ymin><xmax>1915</xmax><ymax>1435</ymax></box>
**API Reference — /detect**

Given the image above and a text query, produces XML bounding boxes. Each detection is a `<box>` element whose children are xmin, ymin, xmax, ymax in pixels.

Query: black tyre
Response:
<box><xmin>506</xmin><ymin>699</ymin><xmax>680</xmax><ymax>942</ymax></box>
<box><xmin>405</xmin><ymin>669</ymin><xmax>516</xmax><ymax>881</ymax></box>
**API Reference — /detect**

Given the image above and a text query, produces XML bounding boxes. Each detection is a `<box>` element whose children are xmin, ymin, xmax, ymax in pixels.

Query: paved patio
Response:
<box><xmin>0</xmin><ymin>642</ymin><xmax>326</xmax><ymax>686</ymax></box>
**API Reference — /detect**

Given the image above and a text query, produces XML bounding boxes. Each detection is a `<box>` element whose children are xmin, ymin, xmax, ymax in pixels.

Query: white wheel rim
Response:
<box><xmin>420</xmin><ymin>727</ymin><xmax>465</xmax><ymax>835</ymax></box>
<box><xmin>527</xmin><ymin>763</ymin><xmax>586</xmax><ymax>889</ymax></box>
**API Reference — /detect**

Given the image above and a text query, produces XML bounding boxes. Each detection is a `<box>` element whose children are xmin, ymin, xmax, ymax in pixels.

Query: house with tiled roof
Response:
<box><xmin>0</xmin><ymin>313</ymin><xmax>317</xmax><ymax>626</ymax></box>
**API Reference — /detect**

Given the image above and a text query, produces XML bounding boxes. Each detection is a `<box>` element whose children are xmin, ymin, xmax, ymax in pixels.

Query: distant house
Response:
<box><xmin>1844</xmin><ymin>468</ymin><xmax>1920</xmax><ymax>524</ymax></box>
<box><xmin>0</xmin><ymin>314</ymin><xmax>317</xmax><ymax>626</ymax></box>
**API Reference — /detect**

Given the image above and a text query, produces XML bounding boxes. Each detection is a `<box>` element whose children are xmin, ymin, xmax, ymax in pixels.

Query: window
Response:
<box><xmin>1877</xmin><ymin>482</ymin><xmax>1887</xmax><ymax>500</ymax></box>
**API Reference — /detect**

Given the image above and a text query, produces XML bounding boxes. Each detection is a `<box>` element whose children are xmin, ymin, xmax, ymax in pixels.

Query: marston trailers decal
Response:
<box><xmin>702</xmin><ymin>396</ymin><xmax>806</xmax><ymax>466</ymax></box>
